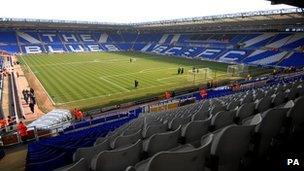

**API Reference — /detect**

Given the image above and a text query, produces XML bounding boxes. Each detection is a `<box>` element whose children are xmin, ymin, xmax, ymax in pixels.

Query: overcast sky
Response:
<box><xmin>0</xmin><ymin>0</ymin><xmax>293</xmax><ymax>23</ymax></box>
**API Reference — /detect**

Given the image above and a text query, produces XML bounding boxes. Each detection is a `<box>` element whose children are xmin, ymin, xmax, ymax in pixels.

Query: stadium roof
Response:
<box><xmin>268</xmin><ymin>0</ymin><xmax>304</xmax><ymax>8</ymax></box>
<box><xmin>0</xmin><ymin>8</ymin><xmax>303</xmax><ymax>33</ymax></box>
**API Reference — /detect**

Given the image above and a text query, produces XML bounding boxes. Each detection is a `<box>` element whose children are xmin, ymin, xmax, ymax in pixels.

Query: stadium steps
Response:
<box><xmin>140</xmin><ymin>43</ymin><xmax>153</xmax><ymax>52</ymax></box>
<box><xmin>205</xmin><ymin>34</ymin><xmax>215</xmax><ymax>41</ymax></box>
<box><xmin>36</xmin><ymin>33</ymin><xmax>47</xmax><ymax>52</ymax></box>
<box><xmin>243</xmin><ymin>33</ymin><xmax>276</xmax><ymax>48</ymax></box>
<box><xmin>265</xmin><ymin>34</ymin><xmax>294</xmax><ymax>49</ymax></box>
<box><xmin>98</xmin><ymin>33</ymin><xmax>108</xmax><ymax>43</ymax></box>
<box><xmin>213</xmin><ymin>49</ymin><xmax>231</xmax><ymax>60</ymax></box>
<box><xmin>16</xmin><ymin>32</ymin><xmax>41</xmax><ymax>44</ymax></box>
<box><xmin>241</xmin><ymin>50</ymin><xmax>267</xmax><ymax>63</ymax></box>
<box><xmin>275</xmin><ymin>51</ymin><xmax>294</xmax><ymax>67</ymax></box>
<box><xmin>14</xmin><ymin>32</ymin><xmax>23</xmax><ymax>53</ymax></box>
<box><xmin>277</xmin><ymin>52</ymin><xmax>304</xmax><ymax>68</ymax></box>
<box><xmin>130</xmin><ymin>33</ymin><xmax>140</xmax><ymax>50</ymax></box>
<box><xmin>281</xmin><ymin>33</ymin><xmax>304</xmax><ymax>49</ymax></box>
<box><xmin>234</xmin><ymin>34</ymin><xmax>251</xmax><ymax>45</ymax></box>
<box><xmin>120</xmin><ymin>33</ymin><xmax>127</xmax><ymax>43</ymax></box>
<box><xmin>248</xmin><ymin>51</ymin><xmax>289</xmax><ymax>66</ymax></box>
<box><xmin>57</xmin><ymin>34</ymin><xmax>69</xmax><ymax>52</ymax></box>
<box><xmin>159</xmin><ymin>34</ymin><xmax>169</xmax><ymax>44</ymax></box>
<box><xmin>170</xmin><ymin>34</ymin><xmax>181</xmax><ymax>44</ymax></box>
<box><xmin>77</xmin><ymin>33</ymin><xmax>88</xmax><ymax>52</ymax></box>
<box><xmin>263</xmin><ymin>33</ymin><xmax>280</xmax><ymax>48</ymax></box>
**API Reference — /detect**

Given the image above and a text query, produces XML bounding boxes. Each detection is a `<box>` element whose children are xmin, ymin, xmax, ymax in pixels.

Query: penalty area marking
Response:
<box><xmin>55</xmin><ymin>91</ymin><xmax>124</xmax><ymax>105</ymax></box>
<box><xmin>100</xmin><ymin>67</ymin><xmax>177</xmax><ymax>79</ymax></box>
<box><xmin>139</xmin><ymin>67</ymin><xmax>176</xmax><ymax>73</ymax></box>
<box><xmin>157</xmin><ymin>75</ymin><xmax>188</xmax><ymax>81</ymax></box>
<box><xmin>99</xmin><ymin>77</ymin><xmax>130</xmax><ymax>92</ymax></box>
<box><xmin>56</xmin><ymin>81</ymin><xmax>181</xmax><ymax>104</ymax></box>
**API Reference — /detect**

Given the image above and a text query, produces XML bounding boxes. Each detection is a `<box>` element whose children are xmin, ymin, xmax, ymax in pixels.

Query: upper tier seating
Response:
<box><xmin>1</xmin><ymin>30</ymin><xmax>303</xmax><ymax>67</ymax></box>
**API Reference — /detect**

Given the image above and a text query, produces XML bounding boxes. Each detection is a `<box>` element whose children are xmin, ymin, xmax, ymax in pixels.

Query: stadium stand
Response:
<box><xmin>0</xmin><ymin>7</ymin><xmax>304</xmax><ymax>171</ymax></box>
<box><xmin>26</xmin><ymin>115</ymin><xmax>137</xmax><ymax>171</ymax></box>
<box><xmin>0</xmin><ymin>30</ymin><xmax>303</xmax><ymax>68</ymax></box>
<box><xmin>22</xmin><ymin>70</ymin><xmax>304</xmax><ymax>171</ymax></box>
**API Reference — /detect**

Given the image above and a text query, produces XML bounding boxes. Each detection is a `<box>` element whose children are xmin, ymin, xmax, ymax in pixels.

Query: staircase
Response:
<box><xmin>159</xmin><ymin>34</ymin><xmax>169</xmax><ymax>44</ymax></box>
<box><xmin>16</xmin><ymin>32</ymin><xmax>41</xmax><ymax>44</ymax></box>
<box><xmin>243</xmin><ymin>33</ymin><xmax>276</xmax><ymax>48</ymax></box>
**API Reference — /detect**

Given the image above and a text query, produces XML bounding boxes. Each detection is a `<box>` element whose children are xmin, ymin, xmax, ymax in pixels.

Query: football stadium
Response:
<box><xmin>0</xmin><ymin>0</ymin><xmax>304</xmax><ymax>170</ymax></box>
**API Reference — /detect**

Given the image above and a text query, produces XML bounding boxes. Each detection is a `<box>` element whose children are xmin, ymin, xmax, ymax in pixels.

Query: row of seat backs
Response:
<box><xmin>65</xmin><ymin>95</ymin><xmax>298</xmax><ymax>171</ymax></box>
<box><xmin>114</xmin><ymin>84</ymin><xmax>302</xmax><ymax>150</ymax></box>
<box><xmin>73</xmin><ymin>127</ymin><xmax>182</xmax><ymax>171</ymax></box>
<box><xmin>72</xmin><ymin>80</ymin><xmax>302</xmax><ymax>167</ymax></box>
<box><xmin>115</xmin><ymin>82</ymin><xmax>304</xmax><ymax>151</ymax></box>
<box><xmin>131</xmin><ymin>114</ymin><xmax>263</xmax><ymax>171</ymax></box>
<box><xmin>63</xmin><ymin>78</ymin><xmax>302</xmax><ymax>171</ymax></box>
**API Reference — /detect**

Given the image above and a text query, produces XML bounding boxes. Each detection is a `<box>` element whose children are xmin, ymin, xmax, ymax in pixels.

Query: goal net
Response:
<box><xmin>227</xmin><ymin>64</ymin><xmax>248</xmax><ymax>77</ymax></box>
<box><xmin>187</xmin><ymin>68</ymin><xmax>212</xmax><ymax>83</ymax></box>
<box><xmin>130</xmin><ymin>57</ymin><xmax>136</xmax><ymax>62</ymax></box>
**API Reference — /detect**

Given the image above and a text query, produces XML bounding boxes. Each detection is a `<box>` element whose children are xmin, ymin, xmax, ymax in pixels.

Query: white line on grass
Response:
<box><xmin>30</xmin><ymin>59</ymin><xmax>129</xmax><ymax>67</ymax></box>
<box><xmin>100</xmin><ymin>67</ymin><xmax>176</xmax><ymax>79</ymax></box>
<box><xmin>157</xmin><ymin>75</ymin><xmax>188</xmax><ymax>81</ymax></box>
<box><xmin>99</xmin><ymin>77</ymin><xmax>130</xmax><ymax>92</ymax></box>
<box><xmin>21</xmin><ymin>57</ymin><xmax>56</xmax><ymax>105</ymax></box>
<box><xmin>57</xmin><ymin>81</ymin><xmax>180</xmax><ymax>104</ymax></box>
<box><xmin>139</xmin><ymin>67</ymin><xmax>176</xmax><ymax>73</ymax></box>
<box><xmin>55</xmin><ymin>72</ymin><xmax>228</xmax><ymax>105</ymax></box>
<box><xmin>55</xmin><ymin>91</ymin><xmax>124</xmax><ymax>105</ymax></box>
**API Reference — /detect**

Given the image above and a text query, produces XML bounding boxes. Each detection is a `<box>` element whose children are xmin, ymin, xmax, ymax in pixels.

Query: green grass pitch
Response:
<box><xmin>19</xmin><ymin>52</ymin><xmax>247</xmax><ymax>110</ymax></box>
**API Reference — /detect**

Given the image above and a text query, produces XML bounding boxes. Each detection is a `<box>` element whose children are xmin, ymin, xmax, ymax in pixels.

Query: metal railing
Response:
<box><xmin>0</xmin><ymin>109</ymin><xmax>135</xmax><ymax>146</ymax></box>
<box><xmin>0</xmin><ymin>125</ymin><xmax>59</xmax><ymax>146</ymax></box>
<box><xmin>132</xmin><ymin>8</ymin><xmax>304</xmax><ymax>26</ymax></box>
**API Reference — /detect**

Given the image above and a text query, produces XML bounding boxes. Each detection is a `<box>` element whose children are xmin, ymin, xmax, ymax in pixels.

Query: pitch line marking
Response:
<box><xmin>21</xmin><ymin>57</ymin><xmax>56</xmax><ymax>105</ymax></box>
<box><xmin>100</xmin><ymin>67</ymin><xmax>177</xmax><ymax>79</ymax></box>
<box><xmin>55</xmin><ymin>91</ymin><xmax>124</xmax><ymax>105</ymax></box>
<box><xmin>57</xmin><ymin>76</ymin><xmax>211</xmax><ymax>105</ymax></box>
<box><xmin>139</xmin><ymin>67</ymin><xmax>176</xmax><ymax>73</ymax></box>
<box><xmin>99</xmin><ymin>77</ymin><xmax>130</xmax><ymax>92</ymax></box>
<box><xmin>30</xmin><ymin>58</ymin><xmax>129</xmax><ymax>67</ymax></box>
<box><xmin>157</xmin><ymin>75</ymin><xmax>187</xmax><ymax>81</ymax></box>
<box><xmin>57</xmin><ymin>81</ymin><xmax>180</xmax><ymax>104</ymax></box>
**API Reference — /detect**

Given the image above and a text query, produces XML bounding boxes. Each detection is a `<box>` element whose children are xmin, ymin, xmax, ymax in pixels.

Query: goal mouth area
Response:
<box><xmin>187</xmin><ymin>68</ymin><xmax>213</xmax><ymax>82</ymax></box>
<box><xmin>227</xmin><ymin>64</ymin><xmax>248</xmax><ymax>77</ymax></box>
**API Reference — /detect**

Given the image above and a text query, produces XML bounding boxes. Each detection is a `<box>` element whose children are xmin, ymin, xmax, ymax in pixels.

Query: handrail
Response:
<box><xmin>0</xmin><ymin>57</ymin><xmax>4</xmax><ymax>118</ymax></box>
<box><xmin>10</xmin><ymin>73</ymin><xmax>19</xmax><ymax>122</ymax></box>
<box><xmin>12</xmin><ymin>72</ymin><xmax>25</xmax><ymax>119</ymax></box>
<box><xmin>0</xmin><ymin>111</ymin><xmax>133</xmax><ymax>146</ymax></box>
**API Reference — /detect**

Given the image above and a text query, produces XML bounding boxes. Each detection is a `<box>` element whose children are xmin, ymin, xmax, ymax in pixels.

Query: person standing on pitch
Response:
<box><xmin>134</xmin><ymin>80</ymin><xmax>139</xmax><ymax>88</ymax></box>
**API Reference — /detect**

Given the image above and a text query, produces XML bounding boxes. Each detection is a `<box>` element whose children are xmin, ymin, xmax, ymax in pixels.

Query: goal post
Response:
<box><xmin>188</xmin><ymin>68</ymin><xmax>212</xmax><ymax>83</ymax></box>
<box><xmin>227</xmin><ymin>64</ymin><xmax>248</xmax><ymax>77</ymax></box>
